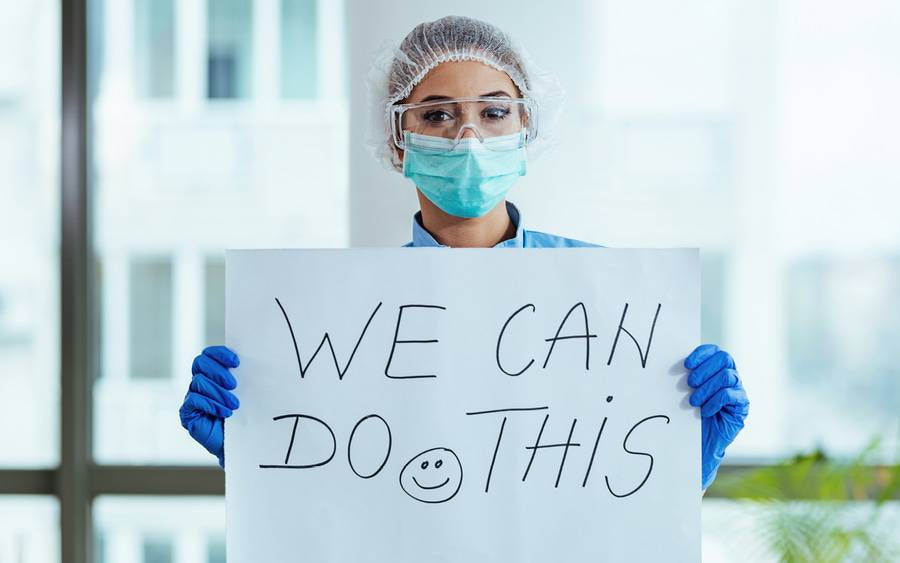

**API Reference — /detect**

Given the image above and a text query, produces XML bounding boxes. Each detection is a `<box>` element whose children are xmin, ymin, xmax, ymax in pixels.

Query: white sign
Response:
<box><xmin>226</xmin><ymin>248</ymin><xmax>700</xmax><ymax>562</ymax></box>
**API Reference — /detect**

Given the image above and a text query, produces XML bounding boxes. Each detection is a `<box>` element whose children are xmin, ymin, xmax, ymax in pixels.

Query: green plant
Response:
<box><xmin>709</xmin><ymin>440</ymin><xmax>900</xmax><ymax>562</ymax></box>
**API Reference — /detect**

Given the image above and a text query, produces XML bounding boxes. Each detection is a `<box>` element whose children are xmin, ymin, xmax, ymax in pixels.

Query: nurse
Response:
<box><xmin>179</xmin><ymin>15</ymin><xmax>749</xmax><ymax>491</ymax></box>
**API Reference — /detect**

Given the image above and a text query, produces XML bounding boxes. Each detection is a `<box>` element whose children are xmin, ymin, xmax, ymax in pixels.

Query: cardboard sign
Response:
<box><xmin>226</xmin><ymin>248</ymin><xmax>700</xmax><ymax>562</ymax></box>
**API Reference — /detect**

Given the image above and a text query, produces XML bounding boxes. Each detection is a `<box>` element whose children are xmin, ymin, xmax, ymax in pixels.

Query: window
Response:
<box><xmin>129</xmin><ymin>257</ymin><xmax>174</xmax><ymax>380</ymax></box>
<box><xmin>0</xmin><ymin>497</ymin><xmax>59</xmax><ymax>562</ymax></box>
<box><xmin>207</xmin><ymin>0</ymin><xmax>253</xmax><ymax>99</ymax></box>
<box><xmin>281</xmin><ymin>0</ymin><xmax>317</xmax><ymax>99</ymax></box>
<box><xmin>134</xmin><ymin>0</ymin><xmax>175</xmax><ymax>98</ymax></box>
<box><xmin>700</xmin><ymin>252</ymin><xmax>726</xmax><ymax>345</ymax></box>
<box><xmin>497</xmin><ymin>0</ymin><xmax>900</xmax><ymax>464</ymax></box>
<box><xmin>206</xmin><ymin>534</ymin><xmax>226</xmax><ymax>563</ymax></box>
<box><xmin>0</xmin><ymin>0</ymin><xmax>60</xmax><ymax>468</ymax></box>
<box><xmin>204</xmin><ymin>257</ymin><xmax>226</xmax><ymax>346</ymax></box>
<box><xmin>786</xmin><ymin>256</ymin><xmax>900</xmax><ymax>453</ymax></box>
<box><xmin>610</xmin><ymin>118</ymin><xmax>733</xmax><ymax>194</ymax></box>
<box><xmin>94</xmin><ymin>497</ymin><xmax>225</xmax><ymax>563</ymax></box>
<box><xmin>142</xmin><ymin>537</ymin><xmax>173</xmax><ymax>563</ymax></box>
<box><xmin>92</xmin><ymin>0</ymin><xmax>348</xmax><ymax>466</ymax></box>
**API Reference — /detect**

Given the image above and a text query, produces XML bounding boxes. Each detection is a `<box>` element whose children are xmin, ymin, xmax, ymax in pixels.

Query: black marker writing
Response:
<box><xmin>522</xmin><ymin>415</ymin><xmax>581</xmax><ymax>485</ymax></box>
<box><xmin>465</xmin><ymin>406</ymin><xmax>549</xmax><ymax>492</ymax></box>
<box><xmin>465</xmin><ymin>406</ymin><xmax>550</xmax><ymax>416</ymax></box>
<box><xmin>347</xmin><ymin>414</ymin><xmax>392</xmax><ymax>479</ymax></box>
<box><xmin>554</xmin><ymin>418</ymin><xmax>580</xmax><ymax>488</ymax></box>
<box><xmin>260</xmin><ymin>414</ymin><xmax>337</xmax><ymax>469</ymax></box>
<box><xmin>543</xmin><ymin>302</ymin><xmax>597</xmax><ymax>370</ymax></box>
<box><xmin>606</xmin><ymin>303</ymin><xmax>662</xmax><ymax>369</ymax></box>
<box><xmin>384</xmin><ymin>304</ymin><xmax>447</xmax><ymax>379</ymax></box>
<box><xmin>604</xmin><ymin>414</ymin><xmax>670</xmax><ymax>497</ymax></box>
<box><xmin>495</xmin><ymin>303</ymin><xmax>536</xmax><ymax>376</ymax></box>
<box><xmin>399</xmin><ymin>447</ymin><xmax>464</xmax><ymax>504</ymax></box>
<box><xmin>581</xmin><ymin>416</ymin><xmax>607</xmax><ymax>487</ymax></box>
<box><xmin>275</xmin><ymin>298</ymin><xmax>382</xmax><ymax>380</ymax></box>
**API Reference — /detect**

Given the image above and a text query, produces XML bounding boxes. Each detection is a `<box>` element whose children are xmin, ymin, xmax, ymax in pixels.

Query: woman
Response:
<box><xmin>179</xmin><ymin>15</ymin><xmax>749</xmax><ymax>491</ymax></box>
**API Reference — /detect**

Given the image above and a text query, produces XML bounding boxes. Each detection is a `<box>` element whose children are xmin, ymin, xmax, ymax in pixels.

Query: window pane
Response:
<box><xmin>207</xmin><ymin>0</ymin><xmax>253</xmax><ymax>99</ymax></box>
<box><xmin>281</xmin><ymin>0</ymin><xmax>317</xmax><ymax>99</ymax></box>
<box><xmin>206</xmin><ymin>534</ymin><xmax>226</xmax><ymax>563</ymax></box>
<box><xmin>204</xmin><ymin>256</ymin><xmax>226</xmax><ymax>346</ymax></box>
<box><xmin>0</xmin><ymin>496</ymin><xmax>59</xmax><ymax>563</ymax></box>
<box><xmin>142</xmin><ymin>537</ymin><xmax>173</xmax><ymax>563</ymax></box>
<box><xmin>700</xmin><ymin>252</ymin><xmax>726</xmax><ymax>345</ymax></box>
<box><xmin>0</xmin><ymin>0</ymin><xmax>59</xmax><ymax>467</ymax></box>
<box><xmin>129</xmin><ymin>257</ymin><xmax>173</xmax><ymax>380</ymax></box>
<box><xmin>92</xmin><ymin>0</ymin><xmax>348</xmax><ymax>463</ymax></box>
<box><xmin>786</xmin><ymin>257</ymin><xmax>900</xmax><ymax>453</ymax></box>
<box><xmin>134</xmin><ymin>0</ymin><xmax>175</xmax><ymax>98</ymax></box>
<box><xmin>94</xmin><ymin>497</ymin><xmax>224</xmax><ymax>563</ymax></box>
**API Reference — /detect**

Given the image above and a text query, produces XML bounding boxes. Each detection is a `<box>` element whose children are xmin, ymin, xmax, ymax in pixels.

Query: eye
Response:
<box><xmin>423</xmin><ymin>109</ymin><xmax>454</xmax><ymax>123</ymax></box>
<box><xmin>482</xmin><ymin>106</ymin><xmax>511</xmax><ymax>120</ymax></box>
<box><xmin>435</xmin><ymin>459</ymin><xmax>443</xmax><ymax>468</ymax></box>
<box><xmin>420</xmin><ymin>460</ymin><xmax>429</xmax><ymax>470</ymax></box>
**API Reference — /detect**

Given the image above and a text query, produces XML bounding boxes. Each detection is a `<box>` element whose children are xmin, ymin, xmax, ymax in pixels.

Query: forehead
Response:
<box><xmin>406</xmin><ymin>60</ymin><xmax>519</xmax><ymax>103</ymax></box>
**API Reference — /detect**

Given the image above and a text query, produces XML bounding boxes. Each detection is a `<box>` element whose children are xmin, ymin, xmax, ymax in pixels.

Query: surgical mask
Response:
<box><xmin>402</xmin><ymin>129</ymin><xmax>527</xmax><ymax>219</ymax></box>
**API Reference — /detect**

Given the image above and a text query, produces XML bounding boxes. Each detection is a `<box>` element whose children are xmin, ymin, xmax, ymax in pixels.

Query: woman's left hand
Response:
<box><xmin>684</xmin><ymin>344</ymin><xmax>749</xmax><ymax>490</ymax></box>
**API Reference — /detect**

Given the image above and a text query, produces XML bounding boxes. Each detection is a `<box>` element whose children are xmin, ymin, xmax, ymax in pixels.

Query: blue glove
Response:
<box><xmin>179</xmin><ymin>346</ymin><xmax>241</xmax><ymax>468</ymax></box>
<box><xmin>684</xmin><ymin>344</ymin><xmax>749</xmax><ymax>490</ymax></box>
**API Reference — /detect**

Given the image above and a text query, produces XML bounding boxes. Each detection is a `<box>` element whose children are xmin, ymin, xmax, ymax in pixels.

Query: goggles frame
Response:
<box><xmin>390</xmin><ymin>96</ymin><xmax>539</xmax><ymax>151</ymax></box>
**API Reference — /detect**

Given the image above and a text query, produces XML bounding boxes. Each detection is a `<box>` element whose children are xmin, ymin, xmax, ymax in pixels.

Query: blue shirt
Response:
<box><xmin>404</xmin><ymin>202</ymin><xmax>599</xmax><ymax>248</ymax></box>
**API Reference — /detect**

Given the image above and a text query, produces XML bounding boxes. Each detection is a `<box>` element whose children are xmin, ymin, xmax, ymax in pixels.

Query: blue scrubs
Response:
<box><xmin>404</xmin><ymin>201</ymin><xmax>599</xmax><ymax>248</ymax></box>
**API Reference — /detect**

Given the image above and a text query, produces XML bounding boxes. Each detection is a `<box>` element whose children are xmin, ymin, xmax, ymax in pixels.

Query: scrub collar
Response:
<box><xmin>410</xmin><ymin>201</ymin><xmax>526</xmax><ymax>248</ymax></box>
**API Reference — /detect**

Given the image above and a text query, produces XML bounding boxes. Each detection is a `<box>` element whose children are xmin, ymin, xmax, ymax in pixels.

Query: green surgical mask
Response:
<box><xmin>402</xmin><ymin>130</ymin><xmax>527</xmax><ymax>218</ymax></box>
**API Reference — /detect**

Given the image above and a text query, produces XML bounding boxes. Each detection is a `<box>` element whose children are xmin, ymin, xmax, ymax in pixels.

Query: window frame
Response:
<box><xmin>0</xmin><ymin>2</ymin><xmax>893</xmax><ymax>562</ymax></box>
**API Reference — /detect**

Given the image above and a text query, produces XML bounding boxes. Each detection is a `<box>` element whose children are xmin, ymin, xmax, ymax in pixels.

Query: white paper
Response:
<box><xmin>226</xmin><ymin>248</ymin><xmax>700</xmax><ymax>562</ymax></box>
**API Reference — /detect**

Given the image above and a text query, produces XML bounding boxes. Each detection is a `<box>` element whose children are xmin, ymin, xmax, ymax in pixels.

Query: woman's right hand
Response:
<box><xmin>179</xmin><ymin>346</ymin><xmax>241</xmax><ymax>468</ymax></box>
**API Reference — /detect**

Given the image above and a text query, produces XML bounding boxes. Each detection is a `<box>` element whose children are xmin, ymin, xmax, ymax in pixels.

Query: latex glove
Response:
<box><xmin>684</xmin><ymin>344</ymin><xmax>749</xmax><ymax>490</ymax></box>
<box><xmin>179</xmin><ymin>346</ymin><xmax>241</xmax><ymax>468</ymax></box>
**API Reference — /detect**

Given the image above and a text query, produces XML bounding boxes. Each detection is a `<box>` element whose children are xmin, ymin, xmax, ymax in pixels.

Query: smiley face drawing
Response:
<box><xmin>399</xmin><ymin>447</ymin><xmax>463</xmax><ymax>504</ymax></box>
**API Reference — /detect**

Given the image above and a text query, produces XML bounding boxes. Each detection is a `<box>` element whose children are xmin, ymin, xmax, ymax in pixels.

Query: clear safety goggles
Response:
<box><xmin>390</xmin><ymin>96</ymin><xmax>539</xmax><ymax>152</ymax></box>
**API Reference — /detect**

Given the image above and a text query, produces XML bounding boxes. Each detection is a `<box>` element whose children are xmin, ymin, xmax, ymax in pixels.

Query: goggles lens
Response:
<box><xmin>392</xmin><ymin>97</ymin><xmax>537</xmax><ymax>152</ymax></box>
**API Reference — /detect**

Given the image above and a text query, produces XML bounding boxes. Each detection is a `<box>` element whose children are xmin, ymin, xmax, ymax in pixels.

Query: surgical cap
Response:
<box><xmin>366</xmin><ymin>15</ymin><xmax>564</xmax><ymax>172</ymax></box>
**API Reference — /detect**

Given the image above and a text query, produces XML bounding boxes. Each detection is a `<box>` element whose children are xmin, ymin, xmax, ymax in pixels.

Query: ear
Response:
<box><xmin>390</xmin><ymin>142</ymin><xmax>405</xmax><ymax>172</ymax></box>
<box><xmin>392</xmin><ymin>142</ymin><xmax>405</xmax><ymax>163</ymax></box>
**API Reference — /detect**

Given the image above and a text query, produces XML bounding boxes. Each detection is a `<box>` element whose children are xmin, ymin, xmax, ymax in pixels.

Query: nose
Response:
<box><xmin>454</xmin><ymin>123</ymin><xmax>483</xmax><ymax>143</ymax></box>
<box><xmin>459</xmin><ymin>127</ymin><xmax>479</xmax><ymax>139</ymax></box>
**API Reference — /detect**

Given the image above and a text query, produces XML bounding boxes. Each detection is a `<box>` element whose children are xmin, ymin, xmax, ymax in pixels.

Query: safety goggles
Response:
<box><xmin>390</xmin><ymin>96</ymin><xmax>538</xmax><ymax>152</ymax></box>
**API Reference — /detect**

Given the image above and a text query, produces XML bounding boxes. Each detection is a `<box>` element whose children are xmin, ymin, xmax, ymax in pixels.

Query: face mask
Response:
<box><xmin>402</xmin><ymin>129</ymin><xmax>527</xmax><ymax>219</ymax></box>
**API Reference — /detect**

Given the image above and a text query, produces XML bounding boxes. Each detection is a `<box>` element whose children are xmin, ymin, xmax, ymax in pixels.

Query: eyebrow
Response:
<box><xmin>417</xmin><ymin>90</ymin><xmax>513</xmax><ymax>103</ymax></box>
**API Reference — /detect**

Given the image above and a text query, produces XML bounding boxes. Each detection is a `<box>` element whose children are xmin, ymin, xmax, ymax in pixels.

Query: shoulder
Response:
<box><xmin>523</xmin><ymin>229</ymin><xmax>603</xmax><ymax>248</ymax></box>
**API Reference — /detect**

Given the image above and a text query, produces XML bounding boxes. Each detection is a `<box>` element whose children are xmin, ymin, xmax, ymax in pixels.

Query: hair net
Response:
<box><xmin>366</xmin><ymin>15</ymin><xmax>565</xmax><ymax>172</ymax></box>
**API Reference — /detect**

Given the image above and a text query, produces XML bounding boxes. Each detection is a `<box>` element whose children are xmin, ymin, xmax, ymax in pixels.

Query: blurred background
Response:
<box><xmin>0</xmin><ymin>0</ymin><xmax>897</xmax><ymax>561</ymax></box>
